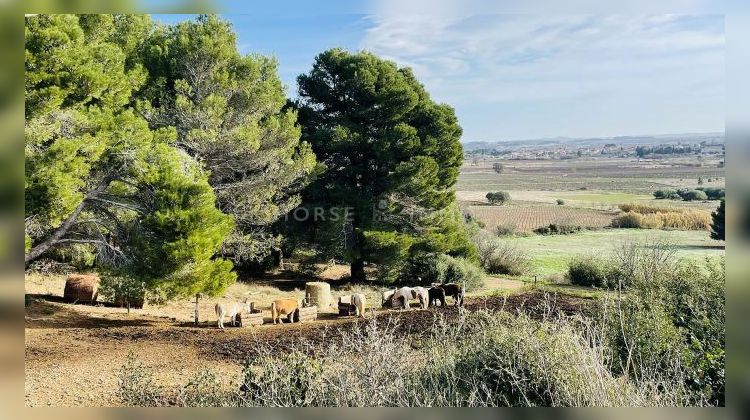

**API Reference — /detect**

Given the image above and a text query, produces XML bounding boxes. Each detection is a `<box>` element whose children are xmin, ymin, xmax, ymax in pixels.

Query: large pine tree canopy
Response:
<box><xmin>295</xmin><ymin>49</ymin><xmax>473</xmax><ymax>281</ymax></box>
<box><xmin>25</xmin><ymin>14</ymin><xmax>319</xmax><ymax>296</ymax></box>
<box><xmin>136</xmin><ymin>15</ymin><xmax>317</xmax><ymax>264</ymax></box>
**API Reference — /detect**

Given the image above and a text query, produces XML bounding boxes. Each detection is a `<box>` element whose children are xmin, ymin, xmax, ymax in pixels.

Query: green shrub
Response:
<box><xmin>556</xmin><ymin>199</ymin><xmax>565</xmax><ymax>205</ymax></box>
<box><xmin>696</xmin><ymin>187</ymin><xmax>725</xmax><ymax>200</ymax></box>
<box><xmin>99</xmin><ymin>276</ymin><xmax>147</xmax><ymax>309</ymax></box>
<box><xmin>567</xmin><ymin>255</ymin><xmax>612</xmax><ymax>288</ymax></box>
<box><xmin>435</xmin><ymin>254</ymin><xmax>485</xmax><ymax>291</ymax></box>
<box><xmin>534</xmin><ymin>223</ymin><xmax>583</xmax><ymax>235</ymax></box>
<box><xmin>653</xmin><ymin>189</ymin><xmax>681</xmax><ymax>200</ymax></box>
<box><xmin>600</xmin><ymin>258</ymin><xmax>725</xmax><ymax>405</ymax></box>
<box><xmin>494</xmin><ymin>223</ymin><xmax>517</xmax><ymax>236</ymax></box>
<box><xmin>451</xmin><ymin>312</ymin><xmax>656</xmax><ymax>406</ymax></box>
<box><xmin>241</xmin><ymin>350</ymin><xmax>323</xmax><ymax>406</ymax></box>
<box><xmin>710</xmin><ymin>199</ymin><xmax>725</xmax><ymax>240</ymax></box>
<box><xmin>486</xmin><ymin>191</ymin><xmax>511</xmax><ymax>205</ymax></box>
<box><xmin>474</xmin><ymin>232</ymin><xmax>529</xmax><ymax>276</ymax></box>
<box><xmin>678</xmin><ymin>189</ymin><xmax>708</xmax><ymax>201</ymax></box>
<box><xmin>403</xmin><ymin>251</ymin><xmax>484</xmax><ymax>290</ymax></box>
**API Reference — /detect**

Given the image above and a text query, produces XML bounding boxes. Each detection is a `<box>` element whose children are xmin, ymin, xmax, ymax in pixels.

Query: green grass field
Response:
<box><xmin>506</xmin><ymin>229</ymin><xmax>724</xmax><ymax>281</ymax></box>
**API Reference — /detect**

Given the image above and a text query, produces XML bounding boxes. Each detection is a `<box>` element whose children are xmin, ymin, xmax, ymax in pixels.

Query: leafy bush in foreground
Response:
<box><xmin>435</xmin><ymin>254</ymin><xmax>485</xmax><ymax>291</ymax></box>
<box><xmin>401</xmin><ymin>253</ymin><xmax>484</xmax><ymax>291</ymax></box>
<box><xmin>118</xmin><ymin>309</ymin><xmax>687</xmax><ymax>406</ymax></box>
<box><xmin>600</xmin><ymin>258</ymin><xmax>725</xmax><ymax>405</ymax></box>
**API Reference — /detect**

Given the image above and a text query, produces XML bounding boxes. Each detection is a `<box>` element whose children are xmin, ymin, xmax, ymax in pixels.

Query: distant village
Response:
<box><xmin>464</xmin><ymin>133</ymin><xmax>725</xmax><ymax>164</ymax></box>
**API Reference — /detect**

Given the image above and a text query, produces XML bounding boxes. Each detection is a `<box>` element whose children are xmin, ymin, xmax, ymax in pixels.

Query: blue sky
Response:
<box><xmin>153</xmin><ymin>10</ymin><xmax>724</xmax><ymax>141</ymax></box>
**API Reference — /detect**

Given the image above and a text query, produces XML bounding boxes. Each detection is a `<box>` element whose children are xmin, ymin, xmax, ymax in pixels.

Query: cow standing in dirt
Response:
<box><xmin>393</xmin><ymin>287</ymin><xmax>429</xmax><ymax>309</ymax></box>
<box><xmin>271</xmin><ymin>298</ymin><xmax>301</xmax><ymax>324</ymax></box>
<box><xmin>412</xmin><ymin>286</ymin><xmax>429</xmax><ymax>309</ymax></box>
<box><xmin>392</xmin><ymin>287</ymin><xmax>413</xmax><ymax>309</ymax></box>
<box><xmin>434</xmin><ymin>283</ymin><xmax>465</xmax><ymax>306</ymax></box>
<box><xmin>382</xmin><ymin>289</ymin><xmax>397</xmax><ymax>308</ymax></box>
<box><xmin>215</xmin><ymin>299</ymin><xmax>253</xmax><ymax>329</ymax></box>
<box><xmin>350</xmin><ymin>293</ymin><xmax>366</xmax><ymax>317</ymax></box>
<box><xmin>428</xmin><ymin>286</ymin><xmax>446</xmax><ymax>307</ymax></box>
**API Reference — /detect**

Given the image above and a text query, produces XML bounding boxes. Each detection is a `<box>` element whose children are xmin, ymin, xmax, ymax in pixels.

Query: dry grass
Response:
<box><xmin>614</xmin><ymin>204</ymin><xmax>711</xmax><ymax>230</ymax></box>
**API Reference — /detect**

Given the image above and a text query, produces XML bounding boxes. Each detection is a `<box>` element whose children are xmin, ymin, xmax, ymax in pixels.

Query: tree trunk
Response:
<box><xmin>351</xmin><ymin>258</ymin><xmax>366</xmax><ymax>281</ymax></box>
<box><xmin>25</xmin><ymin>177</ymin><xmax>111</xmax><ymax>266</ymax></box>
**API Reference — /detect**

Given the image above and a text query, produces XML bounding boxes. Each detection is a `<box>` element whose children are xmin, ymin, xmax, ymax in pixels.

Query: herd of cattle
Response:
<box><xmin>214</xmin><ymin>282</ymin><xmax>465</xmax><ymax>330</ymax></box>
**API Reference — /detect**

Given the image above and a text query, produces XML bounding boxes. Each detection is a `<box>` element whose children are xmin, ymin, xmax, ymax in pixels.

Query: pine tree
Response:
<box><xmin>25</xmin><ymin>14</ymin><xmax>235</xmax><ymax>299</ymax></box>
<box><xmin>710</xmin><ymin>199</ymin><xmax>725</xmax><ymax>241</ymax></box>
<box><xmin>137</xmin><ymin>15</ymin><xmax>316</xmax><ymax>265</ymax></box>
<box><xmin>295</xmin><ymin>49</ymin><xmax>472</xmax><ymax>281</ymax></box>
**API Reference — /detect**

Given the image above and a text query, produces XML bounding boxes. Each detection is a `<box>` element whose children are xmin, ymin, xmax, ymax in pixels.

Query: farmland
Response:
<box><xmin>458</xmin><ymin>152</ymin><xmax>724</xmax><ymax>280</ymax></box>
<box><xmin>458</xmin><ymin>158</ymin><xmax>724</xmax><ymax>196</ymax></box>
<box><xmin>466</xmin><ymin>204</ymin><xmax>617</xmax><ymax>232</ymax></box>
<box><xmin>506</xmin><ymin>229</ymin><xmax>725</xmax><ymax>280</ymax></box>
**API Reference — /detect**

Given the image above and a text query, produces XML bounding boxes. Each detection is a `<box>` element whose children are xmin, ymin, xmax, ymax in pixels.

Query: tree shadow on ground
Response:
<box><xmin>25</xmin><ymin>296</ymin><xmax>156</xmax><ymax>329</ymax></box>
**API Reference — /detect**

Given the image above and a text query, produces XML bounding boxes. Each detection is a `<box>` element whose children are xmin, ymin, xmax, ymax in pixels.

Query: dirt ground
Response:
<box><xmin>25</xmin><ymin>274</ymin><xmax>577</xmax><ymax>407</ymax></box>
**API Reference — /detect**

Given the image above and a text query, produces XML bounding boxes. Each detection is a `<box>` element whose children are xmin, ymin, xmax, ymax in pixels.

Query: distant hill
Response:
<box><xmin>462</xmin><ymin>132</ymin><xmax>724</xmax><ymax>151</ymax></box>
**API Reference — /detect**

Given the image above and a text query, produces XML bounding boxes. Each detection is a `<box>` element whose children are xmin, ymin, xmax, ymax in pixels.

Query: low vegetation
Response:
<box><xmin>653</xmin><ymin>187</ymin><xmax>723</xmax><ymax>201</ymax></box>
<box><xmin>429</xmin><ymin>254</ymin><xmax>485</xmax><ymax>291</ymax></box>
<box><xmin>710</xmin><ymin>200</ymin><xmax>725</xmax><ymax>240</ymax></box>
<box><xmin>599</xmin><ymin>257</ymin><xmax>725</xmax><ymax>405</ymax></box>
<box><xmin>534</xmin><ymin>223</ymin><xmax>584</xmax><ymax>235</ymax></box>
<box><xmin>613</xmin><ymin>204</ymin><xmax>711</xmax><ymax>230</ymax></box>
<box><xmin>474</xmin><ymin>232</ymin><xmax>530</xmax><ymax>276</ymax></box>
<box><xmin>494</xmin><ymin>223</ymin><xmax>517</xmax><ymax>236</ymax></box>
<box><xmin>119</xmin><ymin>256</ymin><xmax>724</xmax><ymax>407</ymax></box>
<box><xmin>486</xmin><ymin>191</ymin><xmax>511</xmax><ymax>205</ymax></box>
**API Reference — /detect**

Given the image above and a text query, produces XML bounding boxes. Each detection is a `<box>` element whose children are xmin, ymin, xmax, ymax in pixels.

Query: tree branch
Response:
<box><xmin>25</xmin><ymin>176</ymin><xmax>113</xmax><ymax>265</ymax></box>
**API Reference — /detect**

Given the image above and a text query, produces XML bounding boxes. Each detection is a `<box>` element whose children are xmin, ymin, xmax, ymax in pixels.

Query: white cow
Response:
<box><xmin>382</xmin><ymin>289</ymin><xmax>397</xmax><ymax>308</ymax></box>
<box><xmin>392</xmin><ymin>287</ymin><xmax>413</xmax><ymax>309</ymax></box>
<box><xmin>215</xmin><ymin>299</ymin><xmax>253</xmax><ymax>329</ymax></box>
<box><xmin>412</xmin><ymin>286</ymin><xmax>429</xmax><ymax>309</ymax></box>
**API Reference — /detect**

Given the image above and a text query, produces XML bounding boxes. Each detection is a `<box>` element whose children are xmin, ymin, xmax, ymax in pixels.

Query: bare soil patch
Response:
<box><xmin>25</xmin><ymin>290</ymin><xmax>591</xmax><ymax>406</ymax></box>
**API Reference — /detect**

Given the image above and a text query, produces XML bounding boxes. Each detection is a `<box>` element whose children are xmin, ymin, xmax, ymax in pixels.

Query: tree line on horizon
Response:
<box><xmin>24</xmin><ymin>14</ymin><xmax>474</xmax><ymax>301</ymax></box>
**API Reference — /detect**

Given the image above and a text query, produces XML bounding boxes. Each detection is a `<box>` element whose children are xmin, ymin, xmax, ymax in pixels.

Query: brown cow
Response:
<box><xmin>428</xmin><ymin>286</ymin><xmax>446</xmax><ymax>307</ymax></box>
<box><xmin>271</xmin><ymin>298</ymin><xmax>301</xmax><ymax>324</ymax></box>
<box><xmin>440</xmin><ymin>283</ymin><xmax>464</xmax><ymax>306</ymax></box>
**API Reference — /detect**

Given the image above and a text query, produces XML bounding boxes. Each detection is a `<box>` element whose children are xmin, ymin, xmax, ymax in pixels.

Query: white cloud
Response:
<box><xmin>359</xmin><ymin>13</ymin><xmax>724</xmax><ymax>140</ymax></box>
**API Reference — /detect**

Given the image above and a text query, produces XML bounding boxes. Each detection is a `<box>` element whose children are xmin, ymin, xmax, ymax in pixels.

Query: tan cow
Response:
<box><xmin>271</xmin><ymin>298</ymin><xmax>301</xmax><ymax>324</ymax></box>
<box><xmin>350</xmin><ymin>293</ymin><xmax>366</xmax><ymax>318</ymax></box>
<box><xmin>412</xmin><ymin>286</ymin><xmax>429</xmax><ymax>309</ymax></box>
